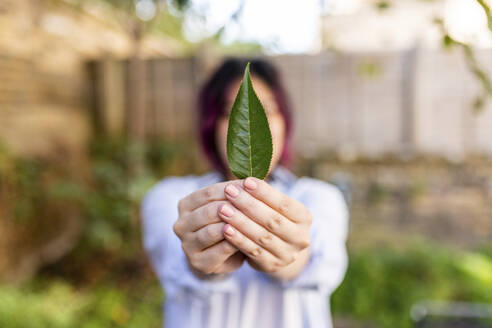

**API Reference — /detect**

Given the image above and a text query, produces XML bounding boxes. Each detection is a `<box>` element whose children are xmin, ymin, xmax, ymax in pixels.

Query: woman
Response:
<box><xmin>142</xmin><ymin>58</ymin><xmax>349</xmax><ymax>328</ymax></box>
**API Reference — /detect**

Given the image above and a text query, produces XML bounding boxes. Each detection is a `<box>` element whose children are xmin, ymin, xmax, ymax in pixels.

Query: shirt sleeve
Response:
<box><xmin>141</xmin><ymin>177</ymin><xmax>239</xmax><ymax>300</ymax></box>
<box><xmin>279</xmin><ymin>178</ymin><xmax>349</xmax><ymax>295</ymax></box>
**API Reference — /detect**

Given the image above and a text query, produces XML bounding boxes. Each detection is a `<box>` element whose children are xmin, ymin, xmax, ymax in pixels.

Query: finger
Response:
<box><xmin>198</xmin><ymin>240</ymin><xmax>238</xmax><ymax>273</ymax></box>
<box><xmin>186</xmin><ymin>200</ymin><xmax>231</xmax><ymax>232</ymax></box>
<box><xmin>179</xmin><ymin>180</ymin><xmax>241</xmax><ymax>213</ymax></box>
<box><xmin>216</xmin><ymin>251</ymin><xmax>245</xmax><ymax>274</ymax></box>
<box><xmin>223</xmin><ymin>183</ymin><xmax>299</xmax><ymax>242</ymax></box>
<box><xmin>242</xmin><ymin>177</ymin><xmax>312</xmax><ymax>223</ymax></box>
<box><xmin>218</xmin><ymin>203</ymin><xmax>295</xmax><ymax>263</ymax></box>
<box><xmin>190</xmin><ymin>222</ymin><xmax>226</xmax><ymax>251</ymax></box>
<box><xmin>222</xmin><ymin>224</ymin><xmax>283</xmax><ymax>273</ymax></box>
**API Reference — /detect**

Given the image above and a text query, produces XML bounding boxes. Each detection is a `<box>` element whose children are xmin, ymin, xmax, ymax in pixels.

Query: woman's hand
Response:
<box><xmin>173</xmin><ymin>181</ymin><xmax>245</xmax><ymax>277</ymax></box>
<box><xmin>219</xmin><ymin>177</ymin><xmax>312</xmax><ymax>281</ymax></box>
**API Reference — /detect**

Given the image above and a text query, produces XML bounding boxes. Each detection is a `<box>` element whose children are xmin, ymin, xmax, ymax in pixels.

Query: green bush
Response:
<box><xmin>0</xmin><ymin>282</ymin><xmax>87</xmax><ymax>328</ymax></box>
<box><xmin>0</xmin><ymin>280</ymin><xmax>163</xmax><ymax>328</ymax></box>
<box><xmin>331</xmin><ymin>243</ymin><xmax>492</xmax><ymax>328</ymax></box>
<box><xmin>44</xmin><ymin>137</ymin><xmax>181</xmax><ymax>260</ymax></box>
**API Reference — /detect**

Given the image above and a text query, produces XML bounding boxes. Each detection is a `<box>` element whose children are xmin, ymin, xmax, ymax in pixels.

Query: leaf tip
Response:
<box><xmin>243</xmin><ymin>62</ymin><xmax>251</xmax><ymax>80</ymax></box>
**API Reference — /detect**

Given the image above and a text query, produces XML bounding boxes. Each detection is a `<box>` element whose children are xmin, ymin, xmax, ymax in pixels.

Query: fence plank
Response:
<box><xmin>347</xmin><ymin>52</ymin><xmax>403</xmax><ymax>157</ymax></box>
<box><xmin>101</xmin><ymin>60</ymin><xmax>125</xmax><ymax>136</ymax></box>
<box><xmin>413</xmin><ymin>50</ymin><xmax>468</xmax><ymax>160</ymax></box>
<box><xmin>153</xmin><ymin>59</ymin><xmax>176</xmax><ymax>139</ymax></box>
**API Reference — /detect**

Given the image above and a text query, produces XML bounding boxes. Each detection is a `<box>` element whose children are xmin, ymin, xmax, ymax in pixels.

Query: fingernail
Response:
<box><xmin>244</xmin><ymin>177</ymin><xmax>257</xmax><ymax>190</ymax></box>
<box><xmin>225</xmin><ymin>184</ymin><xmax>239</xmax><ymax>198</ymax></box>
<box><xmin>220</xmin><ymin>204</ymin><xmax>234</xmax><ymax>217</ymax></box>
<box><xmin>224</xmin><ymin>225</ymin><xmax>235</xmax><ymax>236</ymax></box>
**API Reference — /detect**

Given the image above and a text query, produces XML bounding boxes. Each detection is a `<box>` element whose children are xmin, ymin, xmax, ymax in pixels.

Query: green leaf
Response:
<box><xmin>226</xmin><ymin>62</ymin><xmax>273</xmax><ymax>180</ymax></box>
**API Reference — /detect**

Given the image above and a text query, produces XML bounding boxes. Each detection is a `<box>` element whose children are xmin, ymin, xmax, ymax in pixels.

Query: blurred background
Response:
<box><xmin>1</xmin><ymin>0</ymin><xmax>492</xmax><ymax>327</ymax></box>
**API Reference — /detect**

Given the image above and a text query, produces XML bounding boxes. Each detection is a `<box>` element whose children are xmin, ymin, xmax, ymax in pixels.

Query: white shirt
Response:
<box><xmin>141</xmin><ymin>166</ymin><xmax>349</xmax><ymax>328</ymax></box>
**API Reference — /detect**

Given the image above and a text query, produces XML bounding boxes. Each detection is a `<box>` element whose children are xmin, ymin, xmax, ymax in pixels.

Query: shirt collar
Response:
<box><xmin>207</xmin><ymin>165</ymin><xmax>297</xmax><ymax>191</ymax></box>
<box><xmin>267</xmin><ymin>165</ymin><xmax>297</xmax><ymax>191</ymax></box>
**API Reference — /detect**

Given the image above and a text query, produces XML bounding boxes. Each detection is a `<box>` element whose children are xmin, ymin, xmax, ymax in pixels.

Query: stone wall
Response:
<box><xmin>302</xmin><ymin>158</ymin><xmax>492</xmax><ymax>249</ymax></box>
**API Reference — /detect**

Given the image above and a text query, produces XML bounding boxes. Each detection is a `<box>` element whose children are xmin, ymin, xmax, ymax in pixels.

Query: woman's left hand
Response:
<box><xmin>218</xmin><ymin>177</ymin><xmax>313</xmax><ymax>281</ymax></box>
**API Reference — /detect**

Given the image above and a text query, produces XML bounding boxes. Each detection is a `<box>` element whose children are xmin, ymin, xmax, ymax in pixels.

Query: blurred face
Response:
<box><xmin>216</xmin><ymin>75</ymin><xmax>286</xmax><ymax>180</ymax></box>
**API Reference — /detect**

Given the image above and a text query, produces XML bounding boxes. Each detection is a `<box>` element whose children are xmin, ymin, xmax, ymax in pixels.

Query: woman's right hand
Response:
<box><xmin>173</xmin><ymin>181</ymin><xmax>245</xmax><ymax>277</ymax></box>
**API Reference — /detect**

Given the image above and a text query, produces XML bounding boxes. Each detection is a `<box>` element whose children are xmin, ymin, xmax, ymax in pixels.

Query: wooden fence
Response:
<box><xmin>88</xmin><ymin>49</ymin><xmax>492</xmax><ymax>160</ymax></box>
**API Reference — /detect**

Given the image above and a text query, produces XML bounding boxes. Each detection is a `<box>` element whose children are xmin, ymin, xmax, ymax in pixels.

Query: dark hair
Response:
<box><xmin>197</xmin><ymin>57</ymin><xmax>293</xmax><ymax>177</ymax></box>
